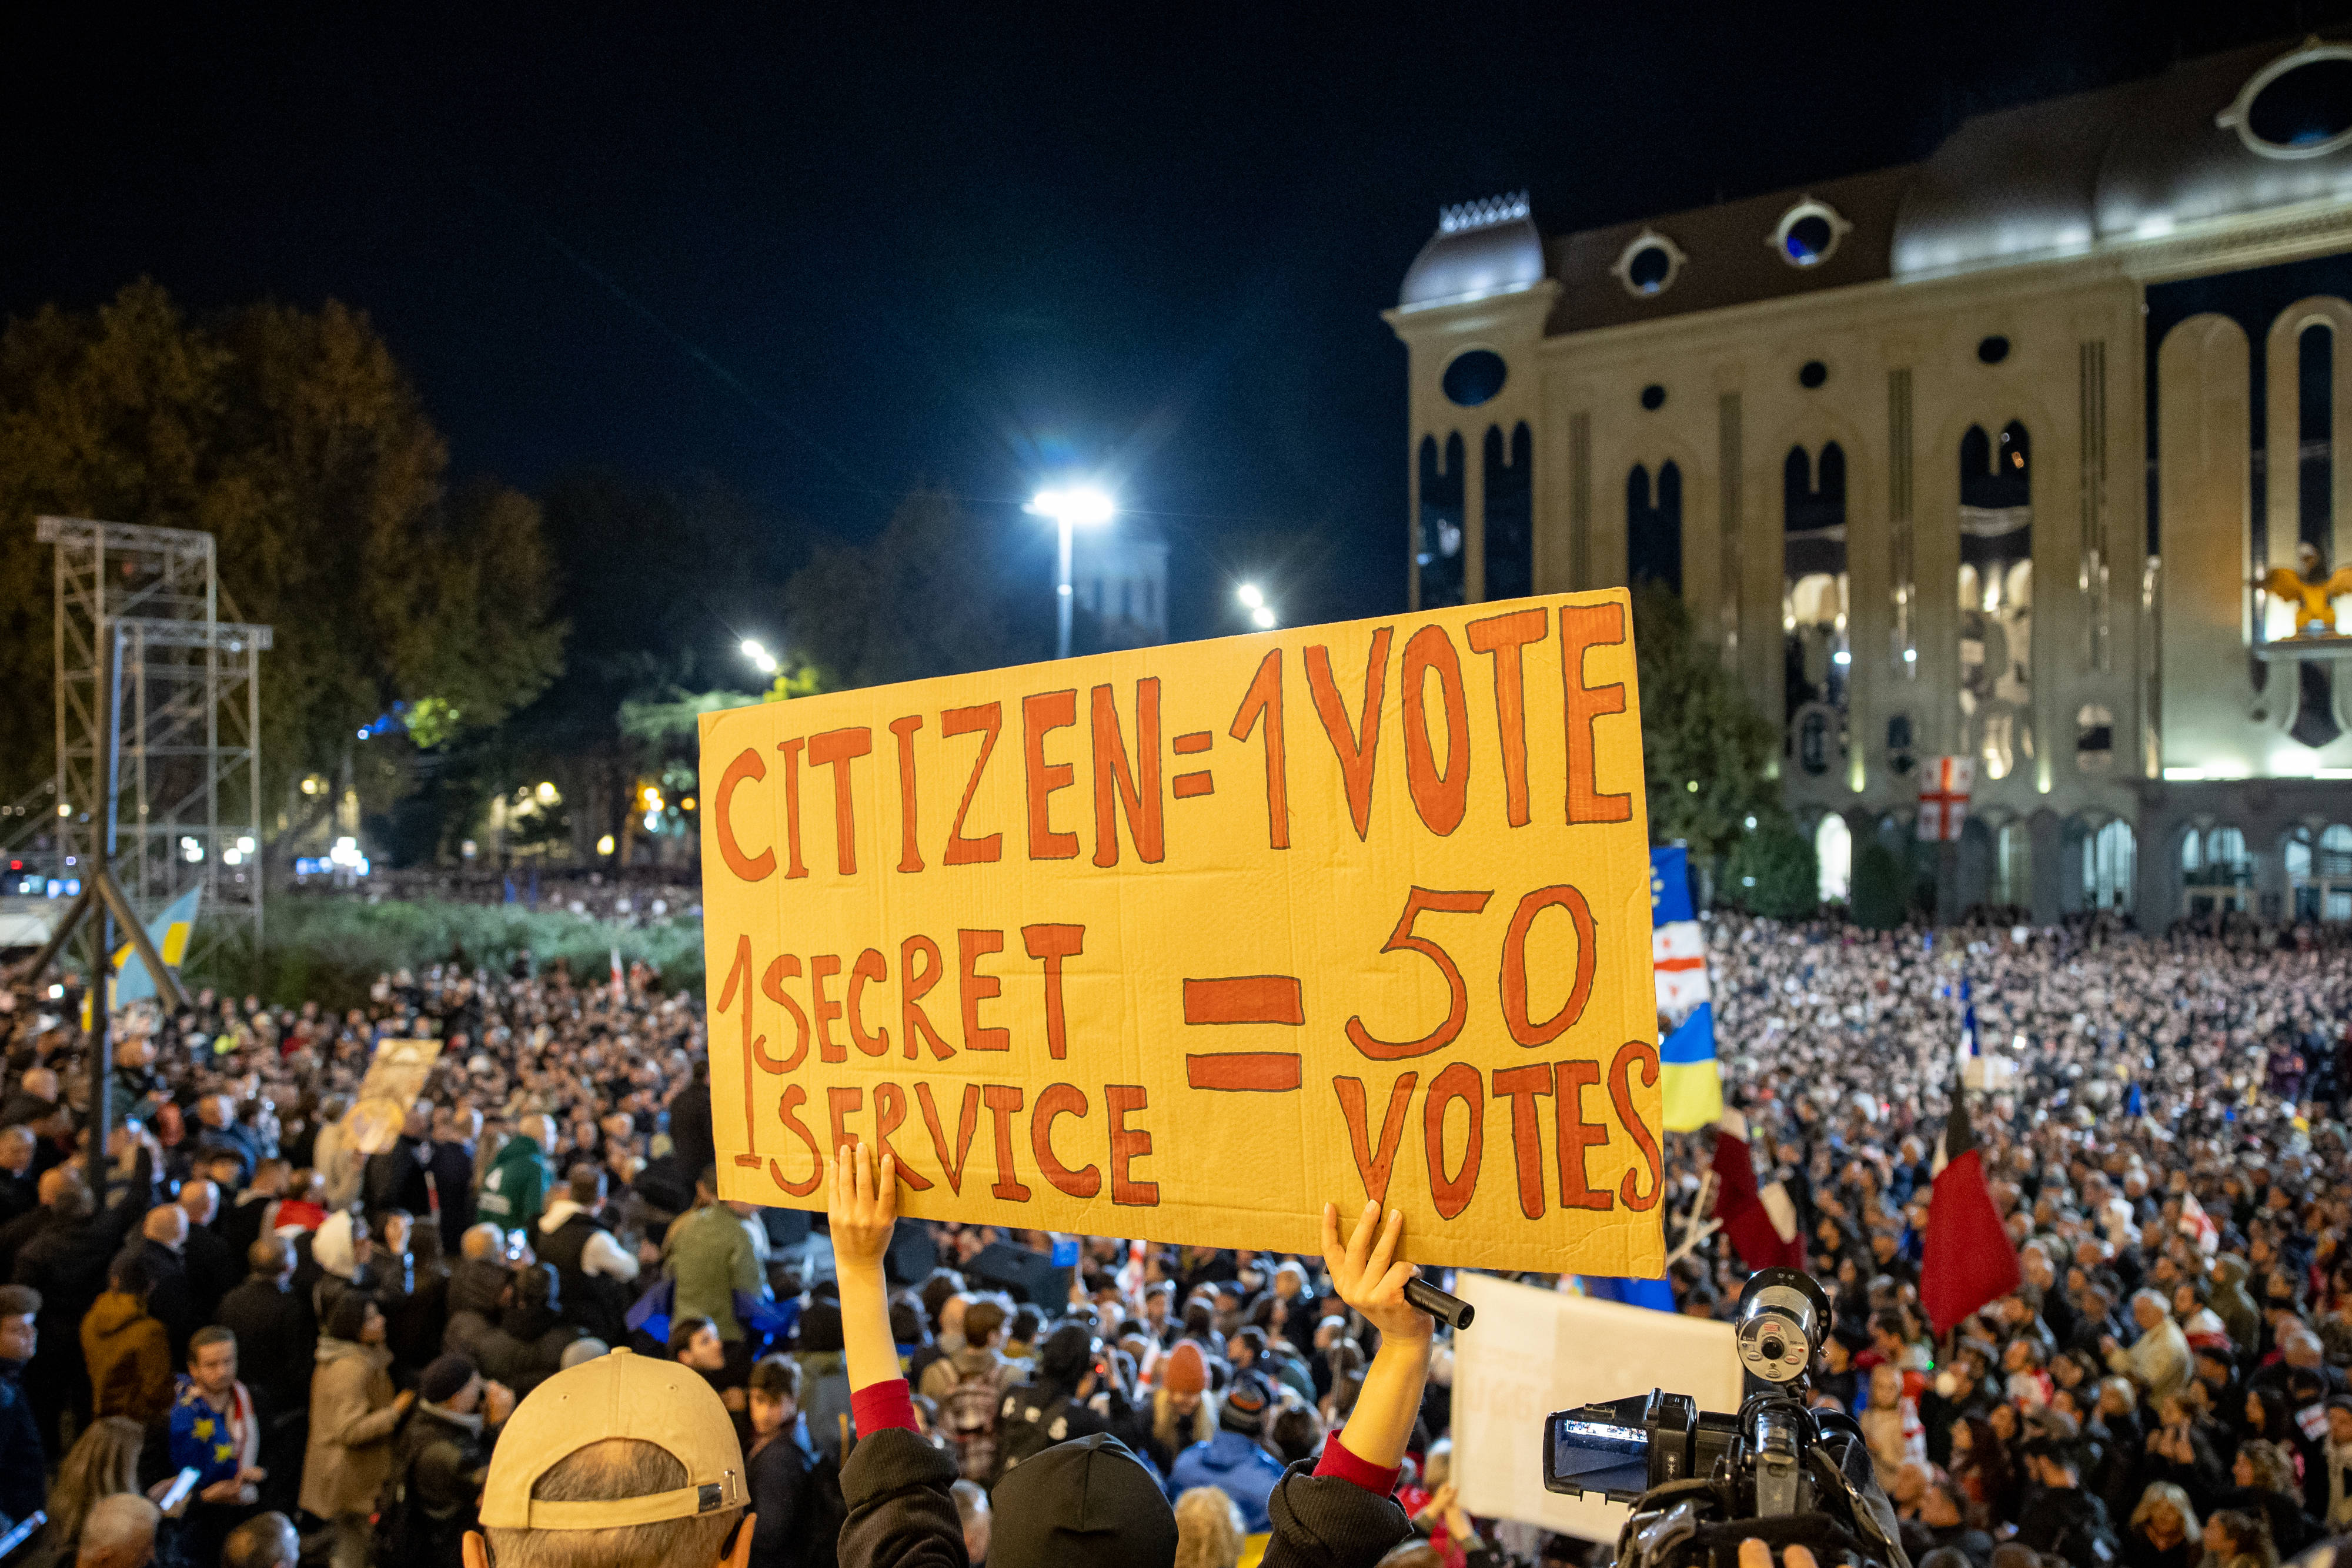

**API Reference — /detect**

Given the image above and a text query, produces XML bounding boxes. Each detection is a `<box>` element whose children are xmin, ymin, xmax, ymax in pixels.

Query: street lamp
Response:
<box><xmin>740</xmin><ymin>638</ymin><xmax>780</xmax><ymax>676</ymax></box>
<box><xmin>1027</xmin><ymin>485</ymin><xmax>1116</xmax><ymax>661</ymax></box>
<box><xmin>1237</xmin><ymin>583</ymin><xmax>1277</xmax><ymax>629</ymax></box>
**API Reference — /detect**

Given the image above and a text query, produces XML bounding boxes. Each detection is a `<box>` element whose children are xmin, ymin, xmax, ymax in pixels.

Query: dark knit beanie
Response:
<box><xmin>419</xmin><ymin>1353</ymin><xmax>477</xmax><ymax>1406</ymax></box>
<box><xmin>990</xmin><ymin>1432</ymin><xmax>1176</xmax><ymax>1568</ymax></box>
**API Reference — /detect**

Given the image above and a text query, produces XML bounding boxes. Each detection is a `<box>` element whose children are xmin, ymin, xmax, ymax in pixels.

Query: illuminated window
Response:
<box><xmin>2221</xmin><ymin>42</ymin><xmax>2352</xmax><ymax>160</ymax></box>
<box><xmin>2082</xmin><ymin>819</ymin><xmax>2135</xmax><ymax>912</ymax></box>
<box><xmin>1613</xmin><ymin>230</ymin><xmax>1686</xmax><ymax>299</ymax></box>
<box><xmin>1784</xmin><ymin>444</ymin><xmax>1849</xmax><ymax>776</ymax></box>
<box><xmin>2287</xmin><ymin>824</ymin><xmax>2352</xmax><ymax>921</ymax></box>
<box><xmin>1770</xmin><ymin>199</ymin><xmax>1850</xmax><ymax>269</ymax></box>
<box><xmin>1992</xmin><ymin>821</ymin><xmax>2033</xmax><ymax>910</ymax></box>
<box><xmin>1816</xmin><ymin>813</ymin><xmax>1852</xmax><ymax>902</ymax></box>
<box><xmin>2183</xmin><ymin>825</ymin><xmax>2252</xmax><ymax>915</ymax></box>
<box><xmin>1959</xmin><ymin>422</ymin><xmax>2033</xmax><ymax>780</ymax></box>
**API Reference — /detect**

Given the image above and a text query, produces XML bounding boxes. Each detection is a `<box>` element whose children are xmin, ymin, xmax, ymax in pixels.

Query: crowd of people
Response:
<box><xmin>0</xmin><ymin>908</ymin><xmax>2342</xmax><ymax>1568</ymax></box>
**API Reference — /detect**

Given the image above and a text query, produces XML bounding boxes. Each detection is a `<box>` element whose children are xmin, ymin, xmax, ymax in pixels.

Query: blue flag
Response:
<box><xmin>112</xmin><ymin>885</ymin><xmax>201</xmax><ymax>1005</ymax></box>
<box><xmin>1651</xmin><ymin>845</ymin><xmax>1694</xmax><ymax>924</ymax></box>
<box><xmin>2126</xmin><ymin>1083</ymin><xmax>2144</xmax><ymax>1117</ymax></box>
<box><xmin>1581</xmin><ymin>1275</ymin><xmax>1677</xmax><ymax>1312</ymax></box>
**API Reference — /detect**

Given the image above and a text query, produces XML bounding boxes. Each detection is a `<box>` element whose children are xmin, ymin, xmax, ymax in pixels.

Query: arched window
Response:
<box><xmin>2290</xmin><ymin>323</ymin><xmax>2343</xmax><ymax>746</ymax></box>
<box><xmin>1993</xmin><ymin>820</ymin><xmax>2033</xmax><ymax>910</ymax></box>
<box><xmin>1485</xmin><ymin>423</ymin><xmax>1534</xmax><ymax>601</ymax></box>
<box><xmin>2083</xmin><ymin>819</ymin><xmax>2136</xmax><ymax>912</ymax></box>
<box><xmin>2183</xmin><ymin>825</ymin><xmax>2253</xmax><ymax>915</ymax></box>
<box><xmin>1784</xmin><ymin>444</ymin><xmax>1850</xmax><ymax>774</ymax></box>
<box><xmin>1960</xmin><ymin>422</ymin><xmax>2033</xmax><ymax>780</ymax></box>
<box><xmin>1417</xmin><ymin>433</ymin><xmax>1466</xmax><ymax>610</ymax></box>
<box><xmin>1627</xmin><ymin>459</ymin><xmax>1683</xmax><ymax>592</ymax></box>
<box><xmin>2287</xmin><ymin>823</ymin><xmax>2352</xmax><ymax>921</ymax></box>
<box><xmin>1816</xmin><ymin>814</ymin><xmax>1852</xmax><ymax>903</ymax></box>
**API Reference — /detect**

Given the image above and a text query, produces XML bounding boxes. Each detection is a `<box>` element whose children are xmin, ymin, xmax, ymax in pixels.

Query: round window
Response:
<box><xmin>1640</xmin><ymin>383</ymin><xmax>1666</xmax><ymax>411</ymax></box>
<box><xmin>1977</xmin><ymin>335</ymin><xmax>2011</xmax><ymax>365</ymax></box>
<box><xmin>1770</xmin><ymin>199</ymin><xmax>1849</xmax><ymax>269</ymax></box>
<box><xmin>1441</xmin><ymin>349</ymin><xmax>1508</xmax><ymax>407</ymax></box>
<box><xmin>1798</xmin><ymin>360</ymin><xmax>1829</xmax><ymax>390</ymax></box>
<box><xmin>2222</xmin><ymin>44</ymin><xmax>2352</xmax><ymax>159</ymax></box>
<box><xmin>1613</xmin><ymin>230</ymin><xmax>1686</xmax><ymax>299</ymax></box>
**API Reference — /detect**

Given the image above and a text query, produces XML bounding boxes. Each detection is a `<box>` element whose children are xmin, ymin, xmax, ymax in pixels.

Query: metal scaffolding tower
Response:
<box><xmin>41</xmin><ymin>516</ymin><xmax>272</xmax><ymax>967</ymax></box>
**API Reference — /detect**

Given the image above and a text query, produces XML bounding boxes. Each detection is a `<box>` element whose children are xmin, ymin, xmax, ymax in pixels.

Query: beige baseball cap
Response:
<box><xmin>479</xmin><ymin>1348</ymin><xmax>747</xmax><ymax>1530</ymax></box>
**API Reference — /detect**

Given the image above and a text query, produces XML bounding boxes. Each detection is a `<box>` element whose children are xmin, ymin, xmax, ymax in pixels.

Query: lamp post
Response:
<box><xmin>1027</xmin><ymin>486</ymin><xmax>1115</xmax><ymax>661</ymax></box>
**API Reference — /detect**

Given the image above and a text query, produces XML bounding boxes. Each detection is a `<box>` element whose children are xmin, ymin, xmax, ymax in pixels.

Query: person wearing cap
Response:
<box><xmin>825</xmin><ymin>1142</ymin><xmax>1426</xmax><ymax>1568</ymax></box>
<box><xmin>1168</xmin><ymin>1369</ymin><xmax>1287</xmax><ymax>1533</ymax></box>
<box><xmin>390</xmin><ymin>1353</ymin><xmax>517</xmax><ymax>1568</ymax></box>
<box><xmin>1146</xmin><ymin>1341</ymin><xmax>1214</xmax><ymax>1474</ymax></box>
<box><xmin>463</xmin><ymin>1345</ymin><xmax>753</xmax><ymax>1568</ymax></box>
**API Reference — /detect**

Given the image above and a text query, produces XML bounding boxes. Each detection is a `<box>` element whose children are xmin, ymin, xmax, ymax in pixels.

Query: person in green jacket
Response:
<box><xmin>663</xmin><ymin>1166</ymin><xmax>766</xmax><ymax>1358</ymax></box>
<box><xmin>474</xmin><ymin>1115</ymin><xmax>556</xmax><ymax>1235</ymax></box>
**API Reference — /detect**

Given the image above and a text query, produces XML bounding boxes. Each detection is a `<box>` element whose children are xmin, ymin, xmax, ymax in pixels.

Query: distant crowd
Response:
<box><xmin>0</xmin><ymin>909</ymin><xmax>2343</xmax><ymax>1568</ymax></box>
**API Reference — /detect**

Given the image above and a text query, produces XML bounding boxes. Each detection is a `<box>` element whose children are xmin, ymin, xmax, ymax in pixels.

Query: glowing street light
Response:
<box><xmin>1026</xmin><ymin>484</ymin><xmax>1117</xmax><ymax>661</ymax></box>
<box><xmin>1237</xmin><ymin>583</ymin><xmax>1276</xmax><ymax>628</ymax></box>
<box><xmin>740</xmin><ymin>638</ymin><xmax>780</xmax><ymax>676</ymax></box>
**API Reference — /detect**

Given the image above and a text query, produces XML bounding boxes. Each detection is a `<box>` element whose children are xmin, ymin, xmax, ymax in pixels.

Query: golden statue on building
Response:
<box><xmin>2259</xmin><ymin>542</ymin><xmax>2352</xmax><ymax>636</ymax></box>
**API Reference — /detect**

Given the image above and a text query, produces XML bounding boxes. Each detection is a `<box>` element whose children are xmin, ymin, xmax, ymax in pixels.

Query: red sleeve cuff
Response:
<box><xmin>1315</xmin><ymin>1430</ymin><xmax>1401</xmax><ymax>1496</ymax></box>
<box><xmin>850</xmin><ymin>1378</ymin><xmax>918</xmax><ymax>1436</ymax></box>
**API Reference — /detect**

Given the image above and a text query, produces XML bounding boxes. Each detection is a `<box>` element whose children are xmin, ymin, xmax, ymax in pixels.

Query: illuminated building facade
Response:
<box><xmin>1389</xmin><ymin>36</ymin><xmax>2352</xmax><ymax>925</ymax></box>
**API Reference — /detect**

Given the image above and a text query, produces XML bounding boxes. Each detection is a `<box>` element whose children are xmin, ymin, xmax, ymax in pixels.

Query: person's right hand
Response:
<box><xmin>827</xmin><ymin>1142</ymin><xmax>898</xmax><ymax>1276</ymax></box>
<box><xmin>1321</xmin><ymin>1200</ymin><xmax>1429</xmax><ymax>1347</ymax></box>
<box><xmin>485</xmin><ymin>1381</ymin><xmax>517</xmax><ymax>1426</ymax></box>
<box><xmin>393</xmin><ymin>1390</ymin><xmax>416</xmax><ymax>1416</ymax></box>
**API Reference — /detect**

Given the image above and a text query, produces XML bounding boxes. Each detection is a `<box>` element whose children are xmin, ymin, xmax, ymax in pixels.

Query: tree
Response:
<box><xmin>783</xmin><ymin>488</ymin><xmax>1049</xmax><ymax>690</ymax></box>
<box><xmin>0</xmin><ymin>282</ymin><xmax>563</xmax><ymax>833</ymax></box>
<box><xmin>1726</xmin><ymin>820</ymin><xmax>1818</xmax><ymax>919</ymax></box>
<box><xmin>1631</xmin><ymin>579</ymin><xmax>1779</xmax><ymax>864</ymax></box>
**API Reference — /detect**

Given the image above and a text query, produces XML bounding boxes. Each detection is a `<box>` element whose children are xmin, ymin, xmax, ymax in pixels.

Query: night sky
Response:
<box><xmin>5</xmin><ymin>2</ymin><xmax>2346</xmax><ymax>638</ymax></box>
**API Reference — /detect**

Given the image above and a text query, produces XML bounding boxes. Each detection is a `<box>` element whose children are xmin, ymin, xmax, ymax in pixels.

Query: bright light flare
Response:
<box><xmin>1250</xmin><ymin>606</ymin><xmax>1277</xmax><ymax>628</ymax></box>
<box><xmin>1027</xmin><ymin>486</ymin><xmax>1115</xmax><ymax>526</ymax></box>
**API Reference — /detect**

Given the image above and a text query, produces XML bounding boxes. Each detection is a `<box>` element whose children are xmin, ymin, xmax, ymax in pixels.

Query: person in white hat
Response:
<box><xmin>463</xmin><ymin>1344</ymin><xmax>753</xmax><ymax>1568</ymax></box>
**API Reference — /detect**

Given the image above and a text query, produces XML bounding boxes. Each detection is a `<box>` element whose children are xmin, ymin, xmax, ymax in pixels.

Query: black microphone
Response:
<box><xmin>1404</xmin><ymin>1275</ymin><xmax>1474</xmax><ymax>1330</ymax></box>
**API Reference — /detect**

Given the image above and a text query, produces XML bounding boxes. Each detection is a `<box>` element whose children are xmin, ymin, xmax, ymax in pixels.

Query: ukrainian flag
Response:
<box><xmin>112</xmin><ymin>885</ymin><xmax>201</xmax><ymax>1005</ymax></box>
<box><xmin>1651</xmin><ymin>846</ymin><xmax>1723</xmax><ymax>1132</ymax></box>
<box><xmin>1660</xmin><ymin>1001</ymin><xmax>1723</xmax><ymax>1130</ymax></box>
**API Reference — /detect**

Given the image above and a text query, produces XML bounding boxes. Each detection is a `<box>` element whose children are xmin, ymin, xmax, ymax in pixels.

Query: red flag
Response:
<box><xmin>1920</xmin><ymin>1089</ymin><xmax>2020</xmax><ymax>1336</ymax></box>
<box><xmin>1713</xmin><ymin>1112</ymin><xmax>1805</xmax><ymax>1271</ymax></box>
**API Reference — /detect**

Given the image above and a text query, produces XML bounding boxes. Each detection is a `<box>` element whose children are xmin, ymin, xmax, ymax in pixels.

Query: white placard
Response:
<box><xmin>1451</xmin><ymin>1274</ymin><xmax>1743</xmax><ymax>1544</ymax></box>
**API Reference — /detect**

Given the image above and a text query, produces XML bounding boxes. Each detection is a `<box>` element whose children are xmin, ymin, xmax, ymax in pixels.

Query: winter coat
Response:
<box><xmin>837</xmin><ymin>1425</ymin><xmax>1409</xmax><ymax>1568</ymax></box>
<box><xmin>0</xmin><ymin>1358</ymin><xmax>44</xmax><ymax>1527</ymax></box>
<box><xmin>662</xmin><ymin>1202</ymin><xmax>761</xmax><ymax>1342</ymax></box>
<box><xmin>214</xmin><ymin>1275</ymin><xmax>316</xmax><ymax>1420</ymax></box>
<box><xmin>475</xmin><ymin>1135</ymin><xmax>552</xmax><ymax>1231</ymax></box>
<box><xmin>392</xmin><ymin>1400</ymin><xmax>495</xmax><ymax>1568</ymax></box>
<box><xmin>1168</xmin><ymin>1428</ymin><xmax>1289</xmax><ymax>1534</ymax></box>
<box><xmin>81</xmin><ymin>1290</ymin><xmax>173</xmax><ymax>1425</ymax></box>
<box><xmin>299</xmin><ymin>1336</ymin><xmax>403</xmax><ymax>1519</ymax></box>
<box><xmin>747</xmin><ymin>1417</ymin><xmax>820</xmax><ymax>1568</ymax></box>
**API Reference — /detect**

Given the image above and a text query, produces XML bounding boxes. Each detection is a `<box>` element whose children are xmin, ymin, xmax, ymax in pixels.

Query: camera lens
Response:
<box><xmin>1760</xmin><ymin>1334</ymin><xmax>1785</xmax><ymax>1362</ymax></box>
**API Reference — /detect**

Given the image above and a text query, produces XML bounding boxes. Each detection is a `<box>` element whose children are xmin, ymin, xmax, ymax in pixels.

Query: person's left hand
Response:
<box><xmin>826</xmin><ymin>1142</ymin><xmax>898</xmax><ymax>1276</ymax></box>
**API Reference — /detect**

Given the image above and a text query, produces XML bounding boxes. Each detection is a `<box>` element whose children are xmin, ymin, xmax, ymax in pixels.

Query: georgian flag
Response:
<box><xmin>2180</xmin><ymin>1192</ymin><xmax>2219</xmax><ymax>1256</ymax></box>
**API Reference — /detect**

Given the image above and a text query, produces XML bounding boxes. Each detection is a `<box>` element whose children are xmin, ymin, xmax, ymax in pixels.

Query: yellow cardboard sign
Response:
<box><xmin>699</xmin><ymin>590</ymin><xmax>1662</xmax><ymax>1275</ymax></box>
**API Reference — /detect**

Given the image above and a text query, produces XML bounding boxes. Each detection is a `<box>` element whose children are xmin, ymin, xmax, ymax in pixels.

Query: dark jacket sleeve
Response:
<box><xmin>1259</xmin><ymin>1460</ymin><xmax>1412</xmax><ymax>1568</ymax></box>
<box><xmin>836</xmin><ymin>1426</ymin><xmax>965</xmax><ymax>1568</ymax></box>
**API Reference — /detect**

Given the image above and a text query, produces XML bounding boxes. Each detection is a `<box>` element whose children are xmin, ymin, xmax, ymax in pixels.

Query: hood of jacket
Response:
<box><xmin>539</xmin><ymin>1196</ymin><xmax>587</xmax><ymax>1234</ymax></box>
<box><xmin>315</xmin><ymin>1335</ymin><xmax>388</xmax><ymax>1369</ymax></box>
<box><xmin>312</xmin><ymin>1211</ymin><xmax>359</xmax><ymax>1280</ymax></box>
<box><xmin>84</xmin><ymin>1291</ymin><xmax>150</xmax><ymax>1341</ymax></box>
<box><xmin>1185</xmin><ymin>1427</ymin><xmax>1277</xmax><ymax>1479</ymax></box>
<box><xmin>498</xmin><ymin>1135</ymin><xmax>546</xmax><ymax>1171</ymax></box>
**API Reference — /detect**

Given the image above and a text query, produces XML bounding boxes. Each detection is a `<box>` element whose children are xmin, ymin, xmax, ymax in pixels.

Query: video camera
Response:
<box><xmin>1542</xmin><ymin>1269</ymin><xmax>1911</xmax><ymax>1568</ymax></box>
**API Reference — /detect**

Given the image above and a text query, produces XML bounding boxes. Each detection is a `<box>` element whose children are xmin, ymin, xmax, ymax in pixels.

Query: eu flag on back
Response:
<box><xmin>1651</xmin><ymin>845</ymin><xmax>1695</xmax><ymax>924</ymax></box>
